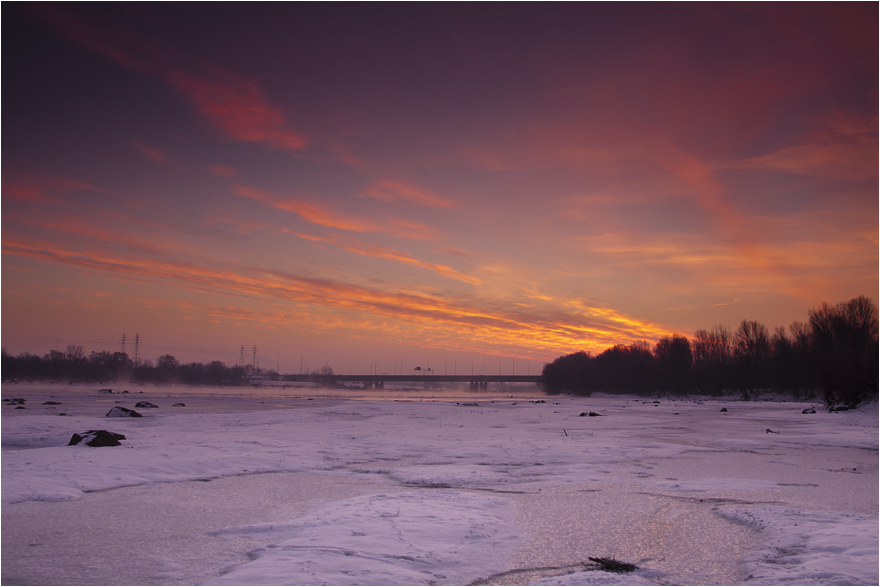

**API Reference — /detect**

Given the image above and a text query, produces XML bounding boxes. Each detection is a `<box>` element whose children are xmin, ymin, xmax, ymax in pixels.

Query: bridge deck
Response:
<box><xmin>283</xmin><ymin>374</ymin><xmax>542</xmax><ymax>383</ymax></box>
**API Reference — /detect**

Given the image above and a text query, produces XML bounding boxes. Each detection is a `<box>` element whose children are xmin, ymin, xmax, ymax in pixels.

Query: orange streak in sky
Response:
<box><xmin>234</xmin><ymin>184</ymin><xmax>443</xmax><ymax>239</ymax></box>
<box><xmin>291</xmin><ymin>232</ymin><xmax>481</xmax><ymax>285</ymax></box>
<box><xmin>2</xmin><ymin>175</ymin><xmax>106</xmax><ymax>204</ymax></box>
<box><xmin>2</xmin><ymin>231</ymin><xmax>671</xmax><ymax>360</ymax></box>
<box><xmin>357</xmin><ymin>179</ymin><xmax>459</xmax><ymax>208</ymax></box>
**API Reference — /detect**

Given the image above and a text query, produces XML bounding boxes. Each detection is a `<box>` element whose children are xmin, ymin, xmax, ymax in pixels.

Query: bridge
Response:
<box><xmin>282</xmin><ymin>374</ymin><xmax>542</xmax><ymax>390</ymax></box>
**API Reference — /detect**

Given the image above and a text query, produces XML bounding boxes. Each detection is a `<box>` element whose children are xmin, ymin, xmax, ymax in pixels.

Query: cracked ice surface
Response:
<box><xmin>209</xmin><ymin>491</ymin><xmax>522</xmax><ymax>586</ymax></box>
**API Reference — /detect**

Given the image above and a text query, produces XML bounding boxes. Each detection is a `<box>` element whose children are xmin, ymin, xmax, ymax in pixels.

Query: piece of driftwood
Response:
<box><xmin>587</xmin><ymin>557</ymin><xmax>639</xmax><ymax>572</ymax></box>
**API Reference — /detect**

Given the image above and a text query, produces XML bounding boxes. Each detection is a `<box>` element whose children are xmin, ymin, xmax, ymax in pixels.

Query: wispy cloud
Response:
<box><xmin>167</xmin><ymin>67</ymin><xmax>307</xmax><ymax>150</ymax></box>
<box><xmin>2</xmin><ymin>228</ymin><xmax>673</xmax><ymax>359</ymax></box>
<box><xmin>209</xmin><ymin>165</ymin><xmax>240</xmax><ymax>177</ymax></box>
<box><xmin>132</xmin><ymin>141</ymin><xmax>168</xmax><ymax>164</ymax></box>
<box><xmin>2</xmin><ymin>174</ymin><xmax>106</xmax><ymax>204</ymax></box>
<box><xmin>234</xmin><ymin>184</ymin><xmax>443</xmax><ymax>240</ymax></box>
<box><xmin>356</xmin><ymin>179</ymin><xmax>458</xmax><ymax>208</ymax></box>
<box><xmin>290</xmin><ymin>232</ymin><xmax>480</xmax><ymax>285</ymax></box>
<box><xmin>728</xmin><ymin>122</ymin><xmax>878</xmax><ymax>180</ymax></box>
<box><xmin>33</xmin><ymin>5</ymin><xmax>308</xmax><ymax>151</ymax></box>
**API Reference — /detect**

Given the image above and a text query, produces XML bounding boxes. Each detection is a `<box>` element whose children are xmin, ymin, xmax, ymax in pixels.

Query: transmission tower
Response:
<box><xmin>239</xmin><ymin>345</ymin><xmax>246</xmax><ymax>367</ymax></box>
<box><xmin>133</xmin><ymin>333</ymin><xmax>140</xmax><ymax>364</ymax></box>
<box><xmin>121</xmin><ymin>333</ymin><xmax>126</xmax><ymax>355</ymax></box>
<box><xmin>252</xmin><ymin>345</ymin><xmax>259</xmax><ymax>372</ymax></box>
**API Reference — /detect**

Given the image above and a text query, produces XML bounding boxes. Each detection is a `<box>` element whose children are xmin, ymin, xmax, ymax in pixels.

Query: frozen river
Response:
<box><xmin>2</xmin><ymin>383</ymin><xmax>877</xmax><ymax>585</ymax></box>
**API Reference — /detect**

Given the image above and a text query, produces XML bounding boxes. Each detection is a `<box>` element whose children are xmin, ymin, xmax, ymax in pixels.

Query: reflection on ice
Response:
<box><xmin>210</xmin><ymin>491</ymin><xmax>523</xmax><ymax>586</ymax></box>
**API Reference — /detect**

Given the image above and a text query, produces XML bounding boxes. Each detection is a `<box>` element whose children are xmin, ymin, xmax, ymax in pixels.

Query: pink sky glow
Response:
<box><xmin>2</xmin><ymin>3</ymin><xmax>877</xmax><ymax>375</ymax></box>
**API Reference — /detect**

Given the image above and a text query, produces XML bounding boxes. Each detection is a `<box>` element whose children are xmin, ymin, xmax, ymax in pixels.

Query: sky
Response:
<box><xmin>2</xmin><ymin>3</ymin><xmax>877</xmax><ymax>375</ymax></box>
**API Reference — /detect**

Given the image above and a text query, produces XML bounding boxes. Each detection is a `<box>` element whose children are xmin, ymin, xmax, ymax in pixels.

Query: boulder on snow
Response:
<box><xmin>802</xmin><ymin>407</ymin><xmax>816</xmax><ymax>414</ymax></box>
<box><xmin>720</xmin><ymin>407</ymin><xmax>728</xmax><ymax>412</ymax></box>
<box><xmin>43</xmin><ymin>401</ymin><xmax>62</xmax><ymax>405</ymax></box>
<box><xmin>579</xmin><ymin>412</ymin><xmax>603</xmax><ymax>417</ymax></box>
<box><xmin>135</xmin><ymin>401</ymin><xmax>158</xmax><ymax>409</ymax></box>
<box><xmin>106</xmin><ymin>406</ymin><xmax>142</xmax><ymax>418</ymax></box>
<box><xmin>3</xmin><ymin>397</ymin><xmax>26</xmax><ymax>405</ymax></box>
<box><xmin>98</xmin><ymin>388</ymin><xmax>113</xmax><ymax>394</ymax></box>
<box><xmin>172</xmin><ymin>402</ymin><xmax>186</xmax><ymax>407</ymax></box>
<box><xmin>69</xmin><ymin>430</ymin><xmax>126</xmax><ymax>447</ymax></box>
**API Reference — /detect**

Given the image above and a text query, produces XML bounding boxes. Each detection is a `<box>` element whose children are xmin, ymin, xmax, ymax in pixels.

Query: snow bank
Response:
<box><xmin>722</xmin><ymin>506</ymin><xmax>879</xmax><ymax>585</ymax></box>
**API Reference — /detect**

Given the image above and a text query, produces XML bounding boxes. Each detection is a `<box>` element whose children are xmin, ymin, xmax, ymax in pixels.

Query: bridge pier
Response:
<box><xmin>469</xmin><ymin>381</ymin><xmax>489</xmax><ymax>391</ymax></box>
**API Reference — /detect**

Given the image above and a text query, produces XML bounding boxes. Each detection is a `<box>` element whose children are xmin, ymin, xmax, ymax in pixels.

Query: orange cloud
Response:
<box><xmin>274</xmin><ymin>199</ymin><xmax>382</xmax><ymax>233</ymax></box>
<box><xmin>33</xmin><ymin>5</ymin><xmax>307</xmax><ymax>151</ymax></box>
<box><xmin>166</xmin><ymin>68</ymin><xmax>306</xmax><ymax>150</ymax></box>
<box><xmin>209</xmin><ymin>165</ymin><xmax>240</xmax><ymax>177</ymax></box>
<box><xmin>234</xmin><ymin>184</ymin><xmax>443</xmax><ymax>239</ymax></box>
<box><xmin>2</xmin><ymin>175</ymin><xmax>106</xmax><ymax>204</ymax></box>
<box><xmin>733</xmin><ymin>131</ymin><xmax>878</xmax><ymax>180</ymax></box>
<box><xmin>291</xmin><ymin>232</ymin><xmax>480</xmax><ymax>285</ymax></box>
<box><xmin>356</xmin><ymin>179</ymin><xmax>458</xmax><ymax>208</ymax></box>
<box><xmin>2</xmin><ymin>228</ymin><xmax>672</xmax><ymax>360</ymax></box>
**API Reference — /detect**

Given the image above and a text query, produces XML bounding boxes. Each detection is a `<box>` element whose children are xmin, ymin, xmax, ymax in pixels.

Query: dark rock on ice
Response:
<box><xmin>802</xmin><ymin>407</ymin><xmax>816</xmax><ymax>414</ymax></box>
<box><xmin>172</xmin><ymin>403</ymin><xmax>186</xmax><ymax>407</ymax></box>
<box><xmin>3</xmin><ymin>398</ymin><xmax>26</xmax><ymax>405</ymax></box>
<box><xmin>720</xmin><ymin>408</ymin><xmax>728</xmax><ymax>412</ymax></box>
<box><xmin>106</xmin><ymin>406</ymin><xmax>142</xmax><ymax>418</ymax></box>
<box><xmin>69</xmin><ymin>430</ymin><xmax>126</xmax><ymax>447</ymax></box>
<box><xmin>579</xmin><ymin>412</ymin><xmax>603</xmax><ymax>417</ymax></box>
<box><xmin>135</xmin><ymin>401</ymin><xmax>158</xmax><ymax>408</ymax></box>
<box><xmin>43</xmin><ymin>401</ymin><xmax>62</xmax><ymax>405</ymax></box>
<box><xmin>98</xmin><ymin>388</ymin><xmax>113</xmax><ymax>394</ymax></box>
<box><xmin>15</xmin><ymin>406</ymin><xmax>25</xmax><ymax>409</ymax></box>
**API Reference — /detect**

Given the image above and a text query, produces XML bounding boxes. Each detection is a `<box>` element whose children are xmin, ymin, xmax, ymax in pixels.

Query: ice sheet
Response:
<box><xmin>2</xmin><ymin>384</ymin><xmax>877</xmax><ymax>585</ymax></box>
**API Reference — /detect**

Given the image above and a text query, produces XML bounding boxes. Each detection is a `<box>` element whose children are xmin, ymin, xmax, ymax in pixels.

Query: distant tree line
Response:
<box><xmin>0</xmin><ymin>348</ymin><xmax>260</xmax><ymax>386</ymax></box>
<box><xmin>541</xmin><ymin>296</ymin><xmax>878</xmax><ymax>406</ymax></box>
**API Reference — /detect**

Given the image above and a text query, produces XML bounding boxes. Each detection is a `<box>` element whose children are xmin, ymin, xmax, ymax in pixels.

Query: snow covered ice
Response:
<box><xmin>2</xmin><ymin>383</ymin><xmax>877</xmax><ymax>585</ymax></box>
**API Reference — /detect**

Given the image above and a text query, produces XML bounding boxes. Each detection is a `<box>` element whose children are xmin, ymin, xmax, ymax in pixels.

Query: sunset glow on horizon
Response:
<box><xmin>3</xmin><ymin>3</ymin><xmax>877</xmax><ymax>374</ymax></box>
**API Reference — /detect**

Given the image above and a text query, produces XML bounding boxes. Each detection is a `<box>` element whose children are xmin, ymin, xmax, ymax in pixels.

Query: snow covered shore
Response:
<box><xmin>2</xmin><ymin>384</ymin><xmax>877</xmax><ymax>585</ymax></box>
